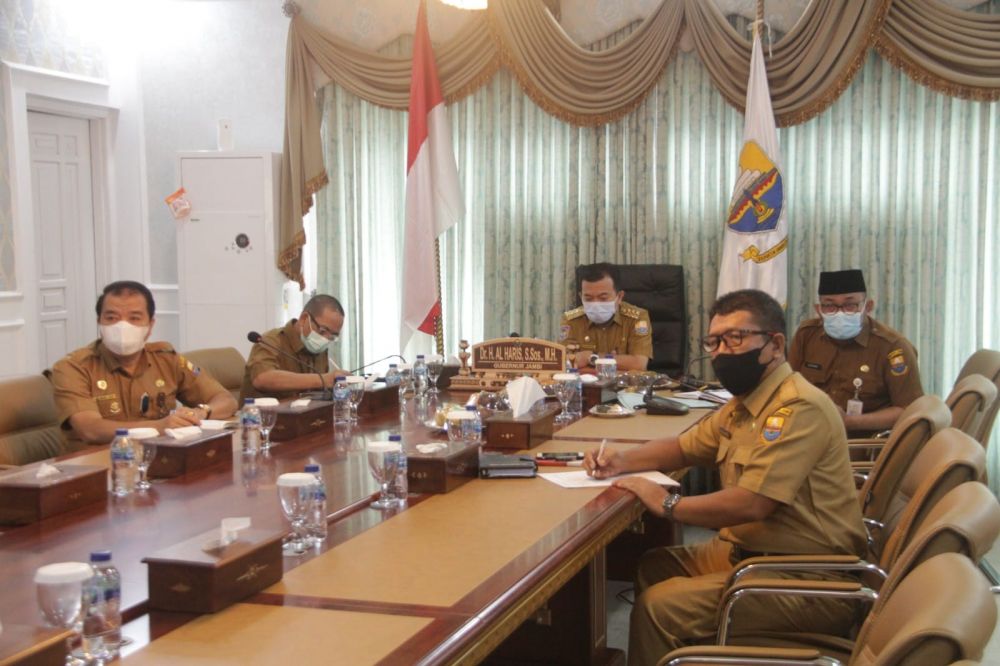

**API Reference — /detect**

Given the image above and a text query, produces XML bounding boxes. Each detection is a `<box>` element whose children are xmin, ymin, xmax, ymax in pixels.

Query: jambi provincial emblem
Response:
<box><xmin>727</xmin><ymin>141</ymin><xmax>783</xmax><ymax>234</ymax></box>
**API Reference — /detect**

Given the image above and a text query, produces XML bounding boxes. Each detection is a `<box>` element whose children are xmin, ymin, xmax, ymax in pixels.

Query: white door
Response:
<box><xmin>28</xmin><ymin>111</ymin><xmax>98</xmax><ymax>369</ymax></box>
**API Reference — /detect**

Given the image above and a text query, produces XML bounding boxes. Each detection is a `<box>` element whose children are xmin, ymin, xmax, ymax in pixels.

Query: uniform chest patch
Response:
<box><xmin>761</xmin><ymin>408</ymin><xmax>792</xmax><ymax>442</ymax></box>
<box><xmin>635</xmin><ymin>320</ymin><xmax>649</xmax><ymax>335</ymax></box>
<box><xmin>888</xmin><ymin>349</ymin><xmax>909</xmax><ymax>376</ymax></box>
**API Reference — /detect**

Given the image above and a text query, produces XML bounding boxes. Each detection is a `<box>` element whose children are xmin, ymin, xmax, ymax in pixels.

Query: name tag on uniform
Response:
<box><xmin>719</xmin><ymin>426</ymin><xmax>732</xmax><ymax>439</ymax></box>
<box><xmin>804</xmin><ymin>362</ymin><xmax>822</xmax><ymax>370</ymax></box>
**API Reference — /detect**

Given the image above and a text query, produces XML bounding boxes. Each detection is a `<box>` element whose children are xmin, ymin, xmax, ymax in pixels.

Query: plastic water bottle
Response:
<box><xmin>568</xmin><ymin>369</ymin><xmax>583</xmax><ymax>418</ymax></box>
<box><xmin>83</xmin><ymin>550</ymin><xmax>121</xmax><ymax>660</ymax></box>
<box><xmin>384</xmin><ymin>363</ymin><xmax>401</xmax><ymax>387</ymax></box>
<box><xmin>463</xmin><ymin>405</ymin><xmax>483</xmax><ymax>444</ymax></box>
<box><xmin>239</xmin><ymin>398</ymin><xmax>261</xmax><ymax>454</ymax></box>
<box><xmin>304</xmin><ymin>464</ymin><xmax>328</xmax><ymax>545</ymax></box>
<box><xmin>388</xmin><ymin>434</ymin><xmax>408</xmax><ymax>507</ymax></box>
<box><xmin>110</xmin><ymin>429</ymin><xmax>136</xmax><ymax>497</ymax></box>
<box><xmin>597</xmin><ymin>354</ymin><xmax>618</xmax><ymax>381</ymax></box>
<box><xmin>333</xmin><ymin>376</ymin><xmax>350</xmax><ymax>424</ymax></box>
<box><xmin>413</xmin><ymin>355</ymin><xmax>429</xmax><ymax>397</ymax></box>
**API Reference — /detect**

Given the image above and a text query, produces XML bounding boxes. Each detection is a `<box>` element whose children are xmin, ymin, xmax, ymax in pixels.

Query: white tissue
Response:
<box><xmin>199</xmin><ymin>419</ymin><xmax>227</xmax><ymax>431</ymax></box>
<box><xmin>254</xmin><ymin>398</ymin><xmax>279</xmax><ymax>407</ymax></box>
<box><xmin>220</xmin><ymin>517</ymin><xmax>251</xmax><ymax>545</ymax></box>
<box><xmin>416</xmin><ymin>442</ymin><xmax>448</xmax><ymax>454</ymax></box>
<box><xmin>290</xmin><ymin>398</ymin><xmax>311</xmax><ymax>409</ymax></box>
<box><xmin>165</xmin><ymin>425</ymin><xmax>202</xmax><ymax>439</ymax></box>
<box><xmin>35</xmin><ymin>462</ymin><xmax>61</xmax><ymax>479</ymax></box>
<box><xmin>506</xmin><ymin>376</ymin><xmax>547</xmax><ymax>418</ymax></box>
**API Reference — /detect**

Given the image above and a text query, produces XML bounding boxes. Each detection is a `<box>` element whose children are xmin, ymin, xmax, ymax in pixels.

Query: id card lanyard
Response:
<box><xmin>846</xmin><ymin>377</ymin><xmax>864</xmax><ymax>416</ymax></box>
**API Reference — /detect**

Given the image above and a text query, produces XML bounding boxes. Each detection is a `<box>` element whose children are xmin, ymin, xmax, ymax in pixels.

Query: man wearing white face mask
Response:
<box><xmin>789</xmin><ymin>269</ymin><xmax>923</xmax><ymax>436</ymax></box>
<box><xmin>559</xmin><ymin>263</ymin><xmax>652</xmax><ymax>371</ymax></box>
<box><xmin>50</xmin><ymin>281</ymin><xmax>238</xmax><ymax>445</ymax></box>
<box><xmin>239</xmin><ymin>294</ymin><xmax>344</xmax><ymax>402</ymax></box>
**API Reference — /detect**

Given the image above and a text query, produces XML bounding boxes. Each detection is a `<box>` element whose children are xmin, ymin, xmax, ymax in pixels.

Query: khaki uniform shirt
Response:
<box><xmin>678</xmin><ymin>362</ymin><xmax>866</xmax><ymax>556</ymax></box>
<box><xmin>51</xmin><ymin>340</ymin><xmax>227</xmax><ymax>443</ymax></box>
<box><xmin>788</xmin><ymin>316</ymin><xmax>923</xmax><ymax>429</ymax></box>
<box><xmin>558</xmin><ymin>301</ymin><xmax>653</xmax><ymax>360</ymax></box>
<box><xmin>240</xmin><ymin>319</ymin><xmax>332</xmax><ymax>402</ymax></box>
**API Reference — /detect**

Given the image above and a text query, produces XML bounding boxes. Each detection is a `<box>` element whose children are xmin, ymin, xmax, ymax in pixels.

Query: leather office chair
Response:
<box><xmin>0</xmin><ymin>375</ymin><xmax>79</xmax><ymax>466</ymax></box>
<box><xmin>182</xmin><ymin>347</ymin><xmax>247</xmax><ymax>402</ymax></box>
<box><xmin>575</xmin><ymin>264</ymin><xmax>686</xmax><ymax>375</ymax></box>
<box><xmin>946</xmin><ymin>375</ymin><xmax>997</xmax><ymax>442</ymax></box>
<box><xmin>660</xmin><ymin>553</ymin><xmax>997</xmax><ymax>666</ymax></box>
<box><xmin>954</xmin><ymin>349</ymin><xmax>1000</xmax><ymax>447</ymax></box>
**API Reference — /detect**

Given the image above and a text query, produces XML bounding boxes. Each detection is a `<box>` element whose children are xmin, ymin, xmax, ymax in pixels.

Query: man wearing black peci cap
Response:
<box><xmin>788</xmin><ymin>269</ymin><xmax>923</xmax><ymax>437</ymax></box>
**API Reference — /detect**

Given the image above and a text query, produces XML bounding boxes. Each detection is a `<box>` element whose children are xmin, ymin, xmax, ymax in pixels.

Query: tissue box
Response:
<box><xmin>0</xmin><ymin>624</ymin><xmax>73</xmax><ymax>665</ymax></box>
<box><xmin>356</xmin><ymin>385</ymin><xmax>399</xmax><ymax>417</ymax></box>
<box><xmin>485</xmin><ymin>403</ymin><xmax>559</xmax><ymax>451</ymax></box>
<box><xmin>582</xmin><ymin>379</ymin><xmax>616</xmax><ymax>411</ymax></box>
<box><xmin>143</xmin><ymin>527</ymin><xmax>284</xmax><ymax>613</ymax></box>
<box><xmin>0</xmin><ymin>464</ymin><xmax>107</xmax><ymax>525</ymax></box>
<box><xmin>269</xmin><ymin>401</ymin><xmax>334</xmax><ymax>442</ymax></box>
<box><xmin>147</xmin><ymin>431</ymin><xmax>234</xmax><ymax>479</ymax></box>
<box><xmin>407</xmin><ymin>442</ymin><xmax>481</xmax><ymax>494</ymax></box>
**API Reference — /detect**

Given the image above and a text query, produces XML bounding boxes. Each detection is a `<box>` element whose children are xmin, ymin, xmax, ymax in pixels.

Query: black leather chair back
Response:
<box><xmin>575</xmin><ymin>264</ymin><xmax>686</xmax><ymax>375</ymax></box>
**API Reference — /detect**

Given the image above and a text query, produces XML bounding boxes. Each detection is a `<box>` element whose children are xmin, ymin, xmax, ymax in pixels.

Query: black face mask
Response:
<box><xmin>711</xmin><ymin>345</ymin><xmax>769</xmax><ymax>396</ymax></box>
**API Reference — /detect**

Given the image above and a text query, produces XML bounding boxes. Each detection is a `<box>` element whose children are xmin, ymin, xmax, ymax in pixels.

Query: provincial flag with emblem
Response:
<box><xmin>400</xmin><ymin>0</ymin><xmax>464</xmax><ymax>350</ymax></box>
<box><xmin>717</xmin><ymin>30</ymin><xmax>788</xmax><ymax>305</ymax></box>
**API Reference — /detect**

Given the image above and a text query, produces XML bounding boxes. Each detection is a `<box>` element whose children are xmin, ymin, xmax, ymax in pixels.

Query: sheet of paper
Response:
<box><xmin>669</xmin><ymin>397</ymin><xmax>719</xmax><ymax>409</ymax></box>
<box><xmin>539</xmin><ymin>469</ymin><xmax>679</xmax><ymax>489</ymax></box>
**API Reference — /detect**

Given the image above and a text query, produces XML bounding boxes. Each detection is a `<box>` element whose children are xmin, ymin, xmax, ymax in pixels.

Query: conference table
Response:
<box><xmin>0</xmin><ymin>390</ymin><xmax>707</xmax><ymax>665</ymax></box>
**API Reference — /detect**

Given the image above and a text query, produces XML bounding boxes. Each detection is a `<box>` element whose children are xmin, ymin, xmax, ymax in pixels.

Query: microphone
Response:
<box><xmin>509</xmin><ymin>331</ymin><xmax>520</xmax><ymax>338</ymax></box>
<box><xmin>677</xmin><ymin>354</ymin><xmax>716</xmax><ymax>391</ymax></box>
<box><xmin>347</xmin><ymin>354</ymin><xmax>408</xmax><ymax>376</ymax></box>
<box><xmin>247</xmin><ymin>330</ymin><xmax>327</xmax><ymax>395</ymax></box>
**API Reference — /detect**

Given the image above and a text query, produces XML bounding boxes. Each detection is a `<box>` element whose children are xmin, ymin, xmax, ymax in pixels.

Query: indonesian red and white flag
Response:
<box><xmin>400</xmin><ymin>0</ymin><xmax>464</xmax><ymax>350</ymax></box>
<box><xmin>717</xmin><ymin>31</ymin><xmax>788</xmax><ymax>305</ymax></box>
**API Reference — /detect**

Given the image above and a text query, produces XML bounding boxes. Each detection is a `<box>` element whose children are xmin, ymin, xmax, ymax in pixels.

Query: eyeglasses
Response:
<box><xmin>818</xmin><ymin>302</ymin><xmax>865</xmax><ymax>315</ymax></box>
<box><xmin>307</xmin><ymin>313</ymin><xmax>340</xmax><ymax>341</ymax></box>
<box><xmin>701</xmin><ymin>329</ymin><xmax>774</xmax><ymax>353</ymax></box>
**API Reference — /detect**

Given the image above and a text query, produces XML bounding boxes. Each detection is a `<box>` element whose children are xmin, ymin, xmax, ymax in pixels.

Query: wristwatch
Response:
<box><xmin>588</xmin><ymin>353</ymin><xmax>599</xmax><ymax>367</ymax></box>
<box><xmin>197</xmin><ymin>403</ymin><xmax>212</xmax><ymax>418</ymax></box>
<box><xmin>661</xmin><ymin>490</ymin><xmax>682</xmax><ymax>521</ymax></box>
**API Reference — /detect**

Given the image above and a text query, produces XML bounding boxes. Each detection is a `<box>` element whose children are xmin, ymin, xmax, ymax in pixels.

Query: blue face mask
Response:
<box><xmin>583</xmin><ymin>301</ymin><xmax>617</xmax><ymax>325</ymax></box>
<box><xmin>822</xmin><ymin>312</ymin><xmax>864</xmax><ymax>340</ymax></box>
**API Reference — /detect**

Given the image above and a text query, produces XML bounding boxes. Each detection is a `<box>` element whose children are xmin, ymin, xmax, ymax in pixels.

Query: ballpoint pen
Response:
<box><xmin>596</xmin><ymin>438</ymin><xmax>607</xmax><ymax>466</ymax></box>
<box><xmin>536</xmin><ymin>459</ymin><xmax>584</xmax><ymax>467</ymax></box>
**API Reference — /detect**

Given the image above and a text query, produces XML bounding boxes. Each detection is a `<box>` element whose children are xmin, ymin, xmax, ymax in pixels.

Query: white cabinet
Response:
<box><xmin>175</xmin><ymin>152</ymin><xmax>284</xmax><ymax>358</ymax></box>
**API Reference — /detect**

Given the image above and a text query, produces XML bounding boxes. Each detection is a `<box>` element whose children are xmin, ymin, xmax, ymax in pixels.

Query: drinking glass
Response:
<box><xmin>366</xmin><ymin>441</ymin><xmax>401</xmax><ymax>510</ymax></box>
<box><xmin>446</xmin><ymin>411</ymin><xmax>470</xmax><ymax>443</ymax></box>
<box><xmin>346</xmin><ymin>376</ymin><xmax>366</xmax><ymax>423</ymax></box>
<box><xmin>277</xmin><ymin>473</ymin><xmax>316</xmax><ymax>556</ymax></box>
<box><xmin>426</xmin><ymin>356</ymin><xmax>444</xmax><ymax>396</ymax></box>
<box><xmin>259</xmin><ymin>407</ymin><xmax>277</xmax><ymax>451</ymax></box>
<box><xmin>35</xmin><ymin>561</ymin><xmax>93</xmax><ymax>666</ymax></box>
<box><xmin>552</xmin><ymin>372</ymin><xmax>575</xmax><ymax>424</ymax></box>
<box><xmin>134</xmin><ymin>440</ymin><xmax>157</xmax><ymax>492</ymax></box>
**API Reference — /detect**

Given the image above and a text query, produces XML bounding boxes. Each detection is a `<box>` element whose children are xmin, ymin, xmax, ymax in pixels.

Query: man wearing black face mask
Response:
<box><xmin>584</xmin><ymin>289</ymin><xmax>865</xmax><ymax>666</ymax></box>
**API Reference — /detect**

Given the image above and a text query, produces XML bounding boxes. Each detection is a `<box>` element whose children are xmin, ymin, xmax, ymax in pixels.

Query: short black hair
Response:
<box><xmin>579</xmin><ymin>263</ymin><xmax>620</xmax><ymax>291</ymax></box>
<box><xmin>710</xmin><ymin>289</ymin><xmax>785</xmax><ymax>333</ymax></box>
<box><xmin>96</xmin><ymin>281</ymin><xmax>155</xmax><ymax>318</ymax></box>
<box><xmin>304</xmin><ymin>294</ymin><xmax>344</xmax><ymax>318</ymax></box>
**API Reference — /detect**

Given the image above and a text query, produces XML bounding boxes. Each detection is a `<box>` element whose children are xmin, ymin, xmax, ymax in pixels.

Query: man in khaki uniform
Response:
<box><xmin>584</xmin><ymin>289</ymin><xmax>865</xmax><ymax>665</ymax></box>
<box><xmin>789</xmin><ymin>269</ymin><xmax>923</xmax><ymax>437</ymax></box>
<box><xmin>240</xmin><ymin>294</ymin><xmax>344</xmax><ymax>402</ymax></box>
<box><xmin>51</xmin><ymin>281</ymin><xmax>238</xmax><ymax>445</ymax></box>
<box><xmin>559</xmin><ymin>263</ymin><xmax>653</xmax><ymax>371</ymax></box>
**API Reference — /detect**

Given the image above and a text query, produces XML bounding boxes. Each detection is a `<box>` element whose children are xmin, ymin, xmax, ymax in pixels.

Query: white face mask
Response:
<box><xmin>583</xmin><ymin>301</ymin><xmax>617</xmax><ymax>325</ymax></box>
<box><xmin>100</xmin><ymin>321</ymin><xmax>149</xmax><ymax>356</ymax></box>
<box><xmin>821</xmin><ymin>311</ymin><xmax>864</xmax><ymax>340</ymax></box>
<box><xmin>301</xmin><ymin>330</ymin><xmax>330</xmax><ymax>355</ymax></box>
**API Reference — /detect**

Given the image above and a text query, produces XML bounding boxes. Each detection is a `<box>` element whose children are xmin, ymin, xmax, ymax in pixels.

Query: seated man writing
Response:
<box><xmin>240</xmin><ymin>294</ymin><xmax>345</xmax><ymax>402</ymax></box>
<box><xmin>788</xmin><ymin>269</ymin><xmax>923</xmax><ymax>436</ymax></box>
<box><xmin>559</xmin><ymin>262</ymin><xmax>652</xmax><ymax>371</ymax></box>
<box><xmin>51</xmin><ymin>281</ymin><xmax>238</xmax><ymax>444</ymax></box>
<box><xmin>584</xmin><ymin>289</ymin><xmax>865</xmax><ymax>665</ymax></box>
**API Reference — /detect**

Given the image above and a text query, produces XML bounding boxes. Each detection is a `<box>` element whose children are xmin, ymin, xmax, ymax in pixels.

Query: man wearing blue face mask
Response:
<box><xmin>559</xmin><ymin>263</ymin><xmax>652</xmax><ymax>371</ymax></box>
<box><xmin>240</xmin><ymin>294</ymin><xmax>345</xmax><ymax>402</ymax></box>
<box><xmin>789</xmin><ymin>269</ymin><xmax>923</xmax><ymax>436</ymax></box>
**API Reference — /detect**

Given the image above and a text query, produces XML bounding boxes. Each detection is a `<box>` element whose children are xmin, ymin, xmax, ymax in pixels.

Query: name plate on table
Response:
<box><xmin>143</xmin><ymin>527</ymin><xmax>284</xmax><ymax>613</ymax></box>
<box><xmin>450</xmin><ymin>337</ymin><xmax>567</xmax><ymax>392</ymax></box>
<box><xmin>407</xmin><ymin>442</ymin><xmax>481</xmax><ymax>494</ymax></box>
<box><xmin>485</xmin><ymin>403</ymin><xmax>560</xmax><ymax>450</ymax></box>
<box><xmin>269</xmin><ymin>400</ymin><xmax>333</xmax><ymax>442</ymax></box>
<box><xmin>0</xmin><ymin>463</ymin><xmax>107</xmax><ymax>525</ymax></box>
<box><xmin>356</xmin><ymin>384</ymin><xmax>399</xmax><ymax>417</ymax></box>
<box><xmin>147</xmin><ymin>431</ymin><xmax>234</xmax><ymax>479</ymax></box>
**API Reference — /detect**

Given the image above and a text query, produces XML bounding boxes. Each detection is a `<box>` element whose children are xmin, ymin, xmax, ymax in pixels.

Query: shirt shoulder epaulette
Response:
<box><xmin>620</xmin><ymin>303</ymin><xmax>646</xmax><ymax>320</ymax></box>
<box><xmin>64</xmin><ymin>342</ymin><xmax>100</xmax><ymax>364</ymax></box>
<box><xmin>146</xmin><ymin>341</ymin><xmax>177</xmax><ymax>354</ymax></box>
<box><xmin>796</xmin><ymin>317</ymin><xmax>824</xmax><ymax>331</ymax></box>
<box><xmin>868</xmin><ymin>319</ymin><xmax>907</xmax><ymax>345</ymax></box>
<box><xmin>563</xmin><ymin>306</ymin><xmax>586</xmax><ymax>320</ymax></box>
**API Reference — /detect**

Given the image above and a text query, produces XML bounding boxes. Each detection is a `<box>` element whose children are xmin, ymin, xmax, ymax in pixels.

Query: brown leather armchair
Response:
<box><xmin>0</xmin><ymin>375</ymin><xmax>79</xmax><ymax>466</ymax></box>
<box><xmin>946</xmin><ymin>374</ymin><xmax>997</xmax><ymax>444</ymax></box>
<box><xmin>954</xmin><ymin>349</ymin><xmax>1000</xmax><ymax>447</ymax></box>
<box><xmin>182</xmin><ymin>347</ymin><xmax>247</xmax><ymax>403</ymax></box>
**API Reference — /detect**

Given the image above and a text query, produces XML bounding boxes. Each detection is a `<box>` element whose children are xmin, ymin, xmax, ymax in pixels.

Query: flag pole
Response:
<box><xmin>754</xmin><ymin>0</ymin><xmax>764</xmax><ymax>38</ymax></box>
<box><xmin>434</xmin><ymin>238</ymin><xmax>444</xmax><ymax>356</ymax></box>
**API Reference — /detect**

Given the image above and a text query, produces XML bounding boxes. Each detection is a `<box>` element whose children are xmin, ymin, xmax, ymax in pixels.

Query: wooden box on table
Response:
<box><xmin>269</xmin><ymin>400</ymin><xmax>333</xmax><ymax>442</ymax></box>
<box><xmin>146</xmin><ymin>431</ymin><xmax>234</xmax><ymax>479</ymax></box>
<box><xmin>143</xmin><ymin>527</ymin><xmax>284</xmax><ymax>613</ymax></box>
<box><xmin>356</xmin><ymin>384</ymin><xmax>399</xmax><ymax>416</ymax></box>
<box><xmin>407</xmin><ymin>441</ymin><xmax>481</xmax><ymax>494</ymax></box>
<box><xmin>0</xmin><ymin>463</ymin><xmax>107</xmax><ymax>525</ymax></box>
<box><xmin>0</xmin><ymin>624</ymin><xmax>73</xmax><ymax>665</ymax></box>
<box><xmin>484</xmin><ymin>403</ymin><xmax>559</xmax><ymax>450</ymax></box>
